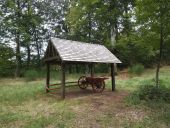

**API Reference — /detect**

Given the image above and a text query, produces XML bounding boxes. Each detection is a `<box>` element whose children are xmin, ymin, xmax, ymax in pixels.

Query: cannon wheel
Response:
<box><xmin>92</xmin><ymin>81</ymin><xmax>105</xmax><ymax>93</ymax></box>
<box><xmin>78</xmin><ymin>76</ymin><xmax>88</xmax><ymax>89</ymax></box>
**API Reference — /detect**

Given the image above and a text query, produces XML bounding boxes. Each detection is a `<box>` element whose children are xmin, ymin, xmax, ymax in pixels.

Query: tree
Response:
<box><xmin>0</xmin><ymin>43</ymin><xmax>15</xmax><ymax>76</ymax></box>
<box><xmin>1</xmin><ymin>0</ymin><xmax>25</xmax><ymax>77</ymax></box>
<box><xmin>1</xmin><ymin>0</ymin><xmax>70</xmax><ymax>73</ymax></box>
<box><xmin>136</xmin><ymin>0</ymin><xmax>170</xmax><ymax>86</ymax></box>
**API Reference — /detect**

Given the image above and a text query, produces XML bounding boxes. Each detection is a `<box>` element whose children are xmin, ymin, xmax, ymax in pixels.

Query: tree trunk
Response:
<box><xmin>15</xmin><ymin>31</ymin><xmax>21</xmax><ymax>77</ymax></box>
<box><xmin>15</xmin><ymin>0</ymin><xmax>22</xmax><ymax>77</ymax></box>
<box><xmin>34</xmin><ymin>29</ymin><xmax>41</xmax><ymax>68</ymax></box>
<box><xmin>36</xmin><ymin>41</ymin><xmax>41</xmax><ymax>68</ymax></box>
<box><xmin>88</xmin><ymin>12</ymin><xmax>92</xmax><ymax>43</ymax></box>
<box><xmin>114</xmin><ymin>20</ymin><xmax>119</xmax><ymax>43</ymax></box>
<box><xmin>156</xmin><ymin>4</ymin><xmax>164</xmax><ymax>87</ymax></box>
<box><xmin>124</xmin><ymin>2</ymin><xmax>130</xmax><ymax>37</ymax></box>
<box><xmin>109</xmin><ymin>0</ymin><xmax>118</xmax><ymax>74</ymax></box>
<box><xmin>27</xmin><ymin>43</ymin><xmax>31</xmax><ymax>69</ymax></box>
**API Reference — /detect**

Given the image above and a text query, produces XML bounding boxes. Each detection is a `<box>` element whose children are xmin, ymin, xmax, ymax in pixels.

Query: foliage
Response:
<box><xmin>127</xmin><ymin>83</ymin><xmax>170</xmax><ymax>105</ymax></box>
<box><xmin>115</xmin><ymin>34</ymin><xmax>156</xmax><ymax>67</ymax></box>
<box><xmin>136</xmin><ymin>0</ymin><xmax>170</xmax><ymax>86</ymax></box>
<box><xmin>0</xmin><ymin>0</ymin><xmax>170</xmax><ymax>77</ymax></box>
<box><xmin>162</xmin><ymin>109</ymin><xmax>170</xmax><ymax>124</ymax></box>
<box><xmin>128</xmin><ymin>64</ymin><xmax>144</xmax><ymax>75</ymax></box>
<box><xmin>67</xmin><ymin>0</ymin><xmax>135</xmax><ymax>45</ymax></box>
<box><xmin>24</xmin><ymin>70</ymin><xmax>39</xmax><ymax>81</ymax></box>
<box><xmin>138</xmin><ymin>84</ymin><xmax>170</xmax><ymax>102</ymax></box>
<box><xmin>0</xmin><ymin>43</ymin><xmax>15</xmax><ymax>77</ymax></box>
<box><xmin>0</xmin><ymin>0</ymin><xmax>70</xmax><ymax>75</ymax></box>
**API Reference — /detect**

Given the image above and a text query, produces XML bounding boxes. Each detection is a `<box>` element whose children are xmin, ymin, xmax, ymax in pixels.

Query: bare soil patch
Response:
<box><xmin>65</xmin><ymin>89</ymin><xmax>149</xmax><ymax>127</ymax></box>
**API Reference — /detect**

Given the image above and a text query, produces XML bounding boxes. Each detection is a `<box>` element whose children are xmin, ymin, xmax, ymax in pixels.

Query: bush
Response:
<box><xmin>138</xmin><ymin>84</ymin><xmax>170</xmax><ymax>102</ymax></box>
<box><xmin>0</xmin><ymin>65</ymin><xmax>15</xmax><ymax>77</ymax></box>
<box><xmin>127</xmin><ymin>84</ymin><xmax>170</xmax><ymax>105</ymax></box>
<box><xmin>128</xmin><ymin>64</ymin><xmax>144</xmax><ymax>75</ymax></box>
<box><xmin>24</xmin><ymin>70</ymin><xmax>39</xmax><ymax>81</ymax></box>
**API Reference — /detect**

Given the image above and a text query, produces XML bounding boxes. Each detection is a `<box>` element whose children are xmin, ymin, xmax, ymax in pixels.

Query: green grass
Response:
<box><xmin>0</xmin><ymin>66</ymin><xmax>170</xmax><ymax>128</ymax></box>
<box><xmin>114</xmin><ymin>66</ymin><xmax>170</xmax><ymax>91</ymax></box>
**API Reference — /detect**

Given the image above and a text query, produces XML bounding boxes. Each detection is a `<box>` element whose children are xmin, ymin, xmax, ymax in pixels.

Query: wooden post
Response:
<box><xmin>111</xmin><ymin>63</ymin><xmax>115</xmax><ymax>91</ymax></box>
<box><xmin>46</xmin><ymin>63</ymin><xmax>50</xmax><ymax>93</ymax></box>
<box><xmin>90</xmin><ymin>63</ymin><xmax>93</xmax><ymax>77</ymax></box>
<box><xmin>61</xmin><ymin>63</ymin><xmax>65</xmax><ymax>99</ymax></box>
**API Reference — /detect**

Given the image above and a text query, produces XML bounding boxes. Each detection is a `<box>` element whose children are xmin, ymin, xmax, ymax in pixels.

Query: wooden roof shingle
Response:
<box><xmin>45</xmin><ymin>38</ymin><xmax>121</xmax><ymax>64</ymax></box>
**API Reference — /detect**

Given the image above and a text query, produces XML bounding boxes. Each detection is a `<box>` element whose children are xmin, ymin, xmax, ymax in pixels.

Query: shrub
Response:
<box><xmin>138</xmin><ymin>84</ymin><xmax>170</xmax><ymax>102</ymax></box>
<box><xmin>0</xmin><ymin>65</ymin><xmax>15</xmax><ymax>77</ymax></box>
<box><xmin>128</xmin><ymin>64</ymin><xmax>144</xmax><ymax>75</ymax></box>
<box><xmin>163</xmin><ymin>110</ymin><xmax>170</xmax><ymax>124</ymax></box>
<box><xmin>24</xmin><ymin>70</ymin><xmax>39</xmax><ymax>81</ymax></box>
<box><xmin>126</xmin><ymin>83</ymin><xmax>170</xmax><ymax>105</ymax></box>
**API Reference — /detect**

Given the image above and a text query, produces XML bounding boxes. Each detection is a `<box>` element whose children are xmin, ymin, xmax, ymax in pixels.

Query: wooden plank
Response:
<box><xmin>45</xmin><ymin>60</ymin><xmax>61</xmax><ymax>65</ymax></box>
<box><xmin>44</xmin><ymin>56</ymin><xmax>59</xmax><ymax>62</ymax></box>
<box><xmin>66</xmin><ymin>84</ymin><xmax>78</xmax><ymax>87</ymax></box>
<box><xmin>49</xmin><ymin>83</ymin><xmax>61</xmax><ymax>86</ymax></box>
<box><xmin>61</xmin><ymin>63</ymin><xmax>65</xmax><ymax>99</ymax></box>
<box><xmin>111</xmin><ymin>63</ymin><xmax>115</xmax><ymax>91</ymax></box>
<box><xmin>65</xmin><ymin>81</ymin><xmax>77</xmax><ymax>84</ymax></box>
<box><xmin>46</xmin><ymin>63</ymin><xmax>50</xmax><ymax>93</ymax></box>
<box><xmin>46</xmin><ymin>84</ymin><xmax>78</xmax><ymax>90</ymax></box>
<box><xmin>49</xmin><ymin>81</ymin><xmax>77</xmax><ymax>86</ymax></box>
<box><xmin>46</xmin><ymin>87</ymin><xmax>60</xmax><ymax>90</ymax></box>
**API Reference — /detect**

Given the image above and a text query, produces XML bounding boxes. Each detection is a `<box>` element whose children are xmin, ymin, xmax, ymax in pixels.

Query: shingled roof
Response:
<box><xmin>44</xmin><ymin>38</ymin><xmax>121</xmax><ymax>64</ymax></box>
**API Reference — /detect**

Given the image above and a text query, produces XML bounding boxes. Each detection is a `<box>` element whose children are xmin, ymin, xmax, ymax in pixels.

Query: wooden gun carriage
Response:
<box><xmin>78</xmin><ymin>76</ymin><xmax>109</xmax><ymax>93</ymax></box>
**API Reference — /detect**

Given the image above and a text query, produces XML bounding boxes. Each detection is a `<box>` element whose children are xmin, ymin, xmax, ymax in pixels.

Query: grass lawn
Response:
<box><xmin>0</xmin><ymin>66</ymin><xmax>170</xmax><ymax>128</ymax></box>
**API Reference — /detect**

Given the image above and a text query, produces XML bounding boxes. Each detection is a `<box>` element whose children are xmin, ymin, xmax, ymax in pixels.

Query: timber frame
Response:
<box><xmin>44</xmin><ymin>38</ymin><xmax>121</xmax><ymax>99</ymax></box>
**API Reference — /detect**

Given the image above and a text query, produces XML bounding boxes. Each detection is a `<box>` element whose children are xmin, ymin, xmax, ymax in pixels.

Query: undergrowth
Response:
<box><xmin>128</xmin><ymin>64</ymin><xmax>145</xmax><ymax>75</ymax></box>
<box><xmin>126</xmin><ymin>79</ymin><xmax>170</xmax><ymax>105</ymax></box>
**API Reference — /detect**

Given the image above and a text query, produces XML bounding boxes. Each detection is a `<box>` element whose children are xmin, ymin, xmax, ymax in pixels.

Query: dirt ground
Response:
<box><xmin>48</xmin><ymin>88</ymin><xmax>154</xmax><ymax>128</ymax></box>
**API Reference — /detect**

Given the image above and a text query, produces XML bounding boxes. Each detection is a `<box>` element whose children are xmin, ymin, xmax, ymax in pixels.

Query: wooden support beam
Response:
<box><xmin>46</xmin><ymin>63</ymin><xmax>50</xmax><ymax>93</ymax></box>
<box><xmin>61</xmin><ymin>63</ymin><xmax>65</xmax><ymax>99</ymax></box>
<box><xmin>44</xmin><ymin>56</ymin><xmax>59</xmax><ymax>62</ymax></box>
<box><xmin>46</xmin><ymin>87</ymin><xmax>60</xmax><ymax>91</ymax></box>
<box><xmin>111</xmin><ymin>63</ymin><xmax>115</xmax><ymax>91</ymax></box>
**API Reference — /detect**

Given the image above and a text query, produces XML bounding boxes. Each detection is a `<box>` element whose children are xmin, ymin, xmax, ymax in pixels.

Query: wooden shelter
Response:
<box><xmin>44</xmin><ymin>38</ymin><xmax>121</xmax><ymax>99</ymax></box>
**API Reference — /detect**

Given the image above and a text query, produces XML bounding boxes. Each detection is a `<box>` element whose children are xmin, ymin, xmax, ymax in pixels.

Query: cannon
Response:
<box><xmin>78</xmin><ymin>76</ymin><xmax>108</xmax><ymax>93</ymax></box>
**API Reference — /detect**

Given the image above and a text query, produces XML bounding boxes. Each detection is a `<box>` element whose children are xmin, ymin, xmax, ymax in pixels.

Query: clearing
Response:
<box><xmin>0</xmin><ymin>66</ymin><xmax>170</xmax><ymax>128</ymax></box>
